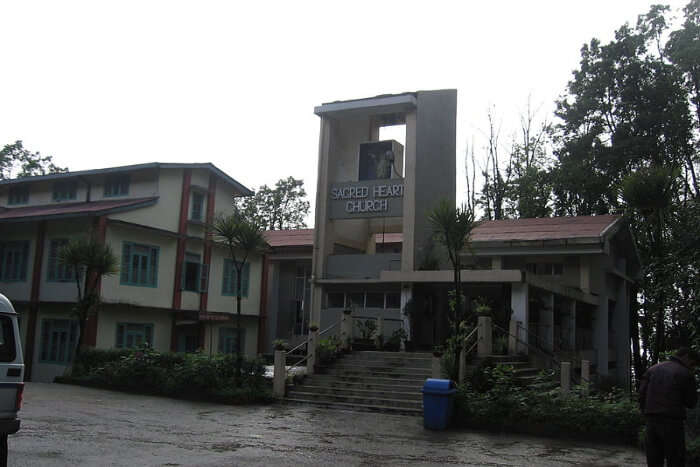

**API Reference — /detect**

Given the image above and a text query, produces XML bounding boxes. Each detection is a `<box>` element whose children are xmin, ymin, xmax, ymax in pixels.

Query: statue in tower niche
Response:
<box><xmin>358</xmin><ymin>141</ymin><xmax>400</xmax><ymax>181</ymax></box>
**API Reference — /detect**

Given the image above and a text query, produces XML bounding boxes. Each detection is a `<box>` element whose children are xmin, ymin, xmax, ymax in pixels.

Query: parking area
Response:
<box><xmin>11</xmin><ymin>383</ymin><xmax>645</xmax><ymax>466</ymax></box>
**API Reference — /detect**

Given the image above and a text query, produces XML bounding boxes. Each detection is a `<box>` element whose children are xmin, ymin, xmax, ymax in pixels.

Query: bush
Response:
<box><xmin>71</xmin><ymin>348</ymin><xmax>132</xmax><ymax>376</ymax></box>
<box><xmin>61</xmin><ymin>348</ymin><xmax>270</xmax><ymax>404</ymax></box>
<box><xmin>454</xmin><ymin>364</ymin><xmax>644</xmax><ymax>445</ymax></box>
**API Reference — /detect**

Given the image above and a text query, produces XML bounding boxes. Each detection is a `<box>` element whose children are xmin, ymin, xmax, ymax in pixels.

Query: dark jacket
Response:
<box><xmin>639</xmin><ymin>357</ymin><xmax>698</xmax><ymax>420</ymax></box>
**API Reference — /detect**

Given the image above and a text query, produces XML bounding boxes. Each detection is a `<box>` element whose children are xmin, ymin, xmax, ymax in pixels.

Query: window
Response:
<box><xmin>8</xmin><ymin>185</ymin><xmax>29</xmax><ymax>205</ymax></box>
<box><xmin>348</xmin><ymin>293</ymin><xmax>364</xmax><ymax>308</ymax></box>
<box><xmin>39</xmin><ymin>319</ymin><xmax>78</xmax><ymax>364</ymax></box>
<box><xmin>120</xmin><ymin>242</ymin><xmax>159</xmax><ymax>287</ymax></box>
<box><xmin>47</xmin><ymin>239</ymin><xmax>75</xmax><ymax>282</ymax></box>
<box><xmin>190</xmin><ymin>191</ymin><xmax>205</xmax><ymax>221</ymax></box>
<box><xmin>385</xmin><ymin>293</ymin><xmax>401</xmax><ymax>309</ymax></box>
<box><xmin>0</xmin><ymin>241</ymin><xmax>29</xmax><ymax>282</ymax></box>
<box><xmin>365</xmin><ymin>292</ymin><xmax>384</xmax><ymax>308</ymax></box>
<box><xmin>0</xmin><ymin>316</ymin><xmax>17</xmax><ymax>362</ymax></box>
<box><xmin>222</xmin><ymin>259</ymin><xmax>249</xmax><ymax>297</ymax></box>
<box><xmin>116</xmin><ymin>323</ymin><xmax>153</xmax><ymax>348</ymax></box>
<box><xmin>327</xmin><ymin>293</ymin><xmax>345</xmax><ymax>308</ymax></box>
<box><xmin>218</xmin><ymin>327</ymin><xmax>245</xmax><ymax>354</ymax></box>
<box><xmin>52</xmin><ymin>181</ymin><xmax>77</xmax><ymax>202</ymax></box>
<box><xmin>182</xmin><ymin>252</ymin><xmax>204</xmax><ymax>292</ymax></box>
<box><xmin>104</xmin><ymin>175</ymin><xmax>129</xmax><ymax>197</ymax></box>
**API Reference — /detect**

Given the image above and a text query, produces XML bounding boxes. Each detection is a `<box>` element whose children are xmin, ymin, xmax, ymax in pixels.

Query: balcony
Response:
<box><xmin>325</xmin><ymin>253</ymin><xmax>401</xmax><ymax>280</ymax></box>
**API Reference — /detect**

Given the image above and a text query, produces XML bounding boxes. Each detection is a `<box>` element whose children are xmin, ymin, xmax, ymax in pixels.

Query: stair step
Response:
<box><xmin>285</xmin><ymin>391</ymin><xmax>423</xmax><ymax>410</ymax></box>
<box><xmin>311</xmin><ymin>374</ymin><xmax>427</xmax><ymax>386</ymax></box>
<box><xmin>352</xmin><ymin>351</ymin><xmax>432</xmax><ymax>358</ymax></box>
<box><xmin>283</xmin><ymin>398</ymin><xmax>423</xmax><ymax>416</ymax></box>
<box><xmin>327</xmin><ymin>364</ymin><xmax>433</xmax><ymax>374</ymax></box>
<box><xmin>319</xmin><ymin>368</ymin><xmax>430</xmax><ymax>380</ymax></box>
<box><xmin>290</xmin><ymin>385</ymin><xmax>422</xmax><ymax>401</ymax></box>
<box><xmin>305</xmin><ymin>375</ymin><xmax>424</xmax><ymax>391</ymax></box>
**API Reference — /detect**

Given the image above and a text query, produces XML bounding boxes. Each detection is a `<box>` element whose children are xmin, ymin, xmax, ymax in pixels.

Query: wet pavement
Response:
<box><xmin>10</xmin><ymin>383</ymin><xmax>646</xmax><ymax>466</ymax></box>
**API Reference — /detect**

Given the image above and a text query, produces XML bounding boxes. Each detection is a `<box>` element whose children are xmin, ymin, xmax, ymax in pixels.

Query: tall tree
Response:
<box><xmin>235</xmin><ymin>176</ymin><xmax>310</xmax><ymax>230</ymax></box>
<box><xmin>58</xmin><ymin>235</ymin><xmax>119</xmax><ymax>359</ymax></box>
<box><xmin>211</xmin><ymin>211</ymin><xmax>267</xmax><ymax>383</ymax></box>
<box><xmin>0</xmin><ymin>140</ymin><xmax>66</xmax><ymax>179</ymax></box>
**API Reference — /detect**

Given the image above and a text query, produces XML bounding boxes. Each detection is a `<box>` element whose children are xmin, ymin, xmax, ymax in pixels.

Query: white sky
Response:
<box><xmin>0</xmin><ymin>0</ymin><xmax>689</xmax><ymax>224</ymax></box>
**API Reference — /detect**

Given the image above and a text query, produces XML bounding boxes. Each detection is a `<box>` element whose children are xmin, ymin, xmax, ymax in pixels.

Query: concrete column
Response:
<box><xmin>340</xmin><ymin>311</ymin><xmax>352</xmax><ymax>351</ymax></box>
<box><xmin>400</xmin><ymin>285</ymin><xmax>412</xmax><ymax>350</ymax></box>
<box><xmin>615</xmin><ymin>279</ymin><xmax>630</xmax><ymax>388</ymax></box>
<box><xmin>432</xmin><ymin>355</ymin><xmax>441</xmax><ymax>379</ymax></box>
<box><xmin>561</xmin><ymin>361</ymin><xmax>571</xmax><ymax>393</ymax></box>
<box><xmin>540</xmin><ymin>293</ymin><xmax>554</xmax><ymax>352</ymax></box>
<box><xmin>581</xmin><ymin>359</ymin><xmax>591</xmax><ymax>388</ymax></box>
<box><xmin>375</xmin><ymin>316</ymin><xmax>384</xmax><ymax>348</ymax></box>
<box><xmin>307</xmin><ymin>329</ymin><xmax>319</xmax><ymax>375</ymax></box>
<box><xmin>273</xmin><ymin>350</ymin><xmax>286</xmax><ymax>398</ymax></box>
<box><xmin>458</xmin><ymin>347</ymin><xmax>467</xmax><ymax>384</ymax></box>
<box><xmin>511</xmin><ymin>283</ymin><xmax>529</xmax><ymax>354</ymax></box>
<box><xmin>508</xmin><ymin>319</ymin><xmax>518</xmax><ymax>355</ymax></box>
<box><xmin>477</xmin><ymin>316</ymin><xmax>492</xmax><ymax>357</ymax></box>
<box><xmin>491</xmin><ymin>256</ymin><xmax>502</xmax><ymax>270</ymax></box>
<box><xmin>580</xmin><ymin>257</ymin><xmax>591</xmax><ymax>293</ymax></box>
<box><xmin>593</xmin><ymin>295</ymin><xmax>609</xmax><ymax>377</ymax></box>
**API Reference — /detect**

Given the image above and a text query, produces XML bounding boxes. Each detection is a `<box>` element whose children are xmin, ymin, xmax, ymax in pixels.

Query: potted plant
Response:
<box><xmin>432</xmin><ymin>345</ymin><xmax>444</xmax><ymax>358</ymax></box>
<box><xmin>308</xmin><ymin>323</ymin><xmax>319</xmax><ymax>332</ymax></box>
<box><xmin>342</xmin><ymin>308</ymin><xmax>352</xmax><ymax>315</ymax></box>
<box><xmin>353</xmin><ymin>319</ymin><xmax>377</xmax><ymax>351</ymax></box>
<box><xmin>473</xmin><ymin>297</ymin><xmax>492</xmax><ymax>317</ymax></box>
<box><xmin>273</xmin><ymin>339</ymin><xmax>288</xmax><ymax>352</ymax></box>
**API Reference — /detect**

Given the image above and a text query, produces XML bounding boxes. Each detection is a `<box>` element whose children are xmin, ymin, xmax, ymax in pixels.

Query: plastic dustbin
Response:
<box><xmin>422</xmin><ymin>378</ymin><xmax>456</xmax><ymax>430</ymax></box>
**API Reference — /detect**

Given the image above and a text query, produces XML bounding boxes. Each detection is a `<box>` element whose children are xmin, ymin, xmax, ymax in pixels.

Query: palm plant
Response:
<box><xmin>210</xmin><ymin>211</ymin><xmax>267</xmax><ymax>383</ymax></box>
<box><xmin>58</xmin><ymin>235</ymin><xmax>119</xmax><ymax>359</ymax></box>
<box><xmin>428</xmin><ymin>199</ymin><xmax>476</xmax><ymax>359</ymax></box>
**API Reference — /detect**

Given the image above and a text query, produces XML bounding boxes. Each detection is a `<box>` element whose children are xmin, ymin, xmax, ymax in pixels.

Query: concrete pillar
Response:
<box><xmin>580</xmin><ymin>257</ymin><xmax>591</xmax><ymax>293</ymax></box>
<box><xmin>593</xmin><ymin>295</ymin><xmax>609</xmax><ymax>377</ymax></box>
<box><xmin>458</xmin><ymin>347</ymin><xmax>467</xmax><ymax>384</ymax></box>
<box><xmin>432</xmin><ymin>355</ymin><xmax>441</xmax><ymax>379</ymax></box>
<box><xmin>581</xmin><ymin>359</ymin><xmax>591</xmax><ymax>387</ymax></box>
<box><xmin>307</xmin><ymin>329</ymin><xmax>319</xmax><ymax>375</ymax></box>
<box><xmin>615</xmin><ymin>279</ymin><xmax>630</xmax><ymax>388</ymax></box>
<box><xmin>560</xmin><ymin>361</ymin><xmax>571</xmax><ymax>393</ymax></box>
<box><xmin>375</xmin><ymin>316</ymin><xmax>384</xmax><ymax>348</ymax></box>
<box><xmin>511</xmin><ymin>283</ymin><xmax>529</xmax><ymax>354</ymax></box>
<box><xmin>541</xmin><ymin>293</ymin><xmax>554</xmax><ymax>352</ymax></box>
<box><xmin>491</xmin><ymin>256</ymin><xmax>502</xmax><ymax>270</ymax></box>
<box><xmin>273</xmin><ymin>350</ymin><xmax>286</xmax><ymax>398</ymax></box>
<box><xmin>340</xmin><ymin>311</ymin><xmax>352</xmax><ymax>351</ymax></box>
<box><xmin>400</xmin><ymin>285</ymin><xmax>412</xmax><ymax>350</ymax></box>
<box><xmin>508</xmin><ymin>319</ymin><xmax>518</xmax><ymax>355</ymax></box>
<box><xmin>477</xmin><ymin>316</ymin><xmax>492</xmax><ymax>357</ymax></box>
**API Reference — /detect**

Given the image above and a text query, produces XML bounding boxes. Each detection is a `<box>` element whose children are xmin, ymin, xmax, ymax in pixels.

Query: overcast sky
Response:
<box><xmin>0</xmin><ymin>0</ymin><xmax>689</xmax><ymax>223</ymax></box>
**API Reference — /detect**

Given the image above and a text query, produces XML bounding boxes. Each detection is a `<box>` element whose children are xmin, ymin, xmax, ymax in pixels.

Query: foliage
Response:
<box><xmin>454</xmin><ymin>365</ymin><xmax>644</xmax><ymax>445</ymax></box>
<box><xmin>385</xmin><ymin>328</ymin><xmax>407</xmax><ymax>350</ymax></box>
<box><xmin>355</xmin><ymin>319</ymin><xmax>377</xmax><ymax>341</ymax></box>
<box><xmin>234</xmin><ymin>176</ymin><xmax>310</xmax><ymax>230</ymax></box>
<box><xmin>317</xmin><ymin>336</ymin><xmax>341</xmax><ymax>366</ymax></box>
<box><xmin>0</xmin><ymin>140</ymin><xmax>66</xmax><ymax>179</ymax></box>
<box><xmin>61</xmin><ymin>347</ymin><xmax>271</xmax><ymax>404</ymax></box>
<box><xmin>210</xmin><ymin>211</ymin><xmax>266</xmax><ymax>384</ymax></box>
<box><xmin>58</xmin><ymin>236</ymin><xmax>119</xmax><ymax>359</ymax></box>
<box><xmin>272</xmin><ymin>339</ymin><xmax>288</xmax><ymax>351</ymax></box>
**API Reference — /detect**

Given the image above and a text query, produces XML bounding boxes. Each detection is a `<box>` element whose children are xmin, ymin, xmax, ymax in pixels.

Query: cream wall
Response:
<box><xmin>0</xmin><ymin>223</ymin><xmax>36</xmax><ymax>302</ymax></box>
<box><xmin>91</xmin><ymin>169</ymin><xmax>159</xmax><ymax>202</ymax></box>
<box><xmin>109</xmin><ymin>168</ymin><xmax>183</xmax><ymax>232</ymax></box>
<box><xmin>202</xmin><ymin>317</ymin><xmax>258</xmax><ymax>357</ymax></box>
<box><xmin>0</xmin><ymin>179</ymin><xmax>89</xmax><ymax>207</ymax></box>
<box><xmin>101</xmin><ymin>223</ymin><xmax>177</xmax><ymax>309</ymax></box>
<box><xmin>95</xmin><ymin>306</ymin><xmax>173</xmax><ymax>353</ymax></box>
<box><xmin>206</xmin><ymin>243</ymin><xmax>262</xmax><ymax>316</ymax></box>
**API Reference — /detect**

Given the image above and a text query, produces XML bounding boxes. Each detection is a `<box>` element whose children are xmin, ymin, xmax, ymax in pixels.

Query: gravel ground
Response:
<box><xmin>9</xmin><ymin>383</ymin><xmax>646</xmax><ymax>466</ymax></box>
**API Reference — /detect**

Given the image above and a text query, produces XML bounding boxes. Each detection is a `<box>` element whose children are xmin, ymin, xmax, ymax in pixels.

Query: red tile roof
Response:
<box><xmin>0</xmin><ymin>197</ymin><xmax>158</xmax><ymax>222</ymax></box>
<box><xmin>264</xmin><ymin>228</ymin><xmax>314</xmax><ymax>248</ymax></box>
<box><xmin>470</xmin><ymin>215</ymin><xmax>620</xmax><ymax>242</ymax></box>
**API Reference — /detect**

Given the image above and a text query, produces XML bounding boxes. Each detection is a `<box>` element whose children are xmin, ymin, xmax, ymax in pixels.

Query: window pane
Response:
<box><xmin>365</xmin><ymin>293</ymin><xmax>384</xmax><ymax>308</ymax></box>
<box><xmin>327</xmin><ymin>293</ymin><xmax>344</xmax><ymax>308</ymax></box>
<box><xmin>348</xmin><ymin>293</ymin><xmax>364</xmax><ymax>308</ymax></box>
<box><xmin>385</xmin><ymin>293</ymin><xmax>401</xmax><ymax>309</ymax></box>
<box><xmin>0</xmin><ymin>317</ymin><xmax>16</xmax><ymax>362</ymax></box>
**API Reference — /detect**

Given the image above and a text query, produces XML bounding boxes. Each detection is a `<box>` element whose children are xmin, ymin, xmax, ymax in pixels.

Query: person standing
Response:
<box><xmin>639</xmin><ymin>347</ymin><xmax>699</xmax><ymax>467</ymax></box>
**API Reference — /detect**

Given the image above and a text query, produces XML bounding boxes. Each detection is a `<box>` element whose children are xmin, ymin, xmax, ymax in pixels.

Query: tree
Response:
<box><xmin>58</xmin><ymin>235</ymin><xmax>119</xmax><ymax>360</ymax></box>
<box><xmin>235</xmin><ymin>176</ymin><xmax>310</xmax><ymax>230</ymax></box>
<box><xmin>429</xmin><ymin>200</ymin><xmax>477</xmax><ymax>361</ymax></box>
<box><xmin>0</xmin><ymin>140</ymin><xmax>66</xmax><ymax>179</ymax></box>
<box><xmin>211</xmin><ymin>211</ymin><xmax>267</xmax><ymax>383</ymax></box>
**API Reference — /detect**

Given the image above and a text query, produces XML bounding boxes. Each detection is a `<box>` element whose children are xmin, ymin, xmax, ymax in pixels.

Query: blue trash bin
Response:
<box><xmin>422</xmin><ymin>378</ymin><xmax>456</xmax><ymax>430</ymax></box>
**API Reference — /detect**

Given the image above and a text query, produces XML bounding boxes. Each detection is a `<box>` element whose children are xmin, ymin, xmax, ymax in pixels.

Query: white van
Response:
<box><xmin>0</xmin><ymin>294</ymin><xmax>24</xmax><ymax>444</ymax></box>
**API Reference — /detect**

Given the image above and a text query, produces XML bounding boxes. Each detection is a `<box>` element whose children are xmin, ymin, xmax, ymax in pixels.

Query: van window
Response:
<box><xmin>0</xmin><ymin>316</ymin><xmax>17</xmax><ymax>362</ymax></box>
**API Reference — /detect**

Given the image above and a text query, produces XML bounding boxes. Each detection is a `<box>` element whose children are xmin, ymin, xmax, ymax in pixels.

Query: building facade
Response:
<box><xmin>0</xmin><ymin>163</ymin><xmax>263</xmax><ymax>382</ymax></box>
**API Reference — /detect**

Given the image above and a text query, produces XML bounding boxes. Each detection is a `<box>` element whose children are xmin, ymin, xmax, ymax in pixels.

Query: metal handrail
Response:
<box><xmin>286</xmin><ymin>321</ymin><xmax>339</xmax><ymax>374</ymax></box>
<box><xmin>464</xmin><ymin>327</ymin><xmax>478</xmax><ymax>343</ymax></box>
<box><xmin>286</xmin><ymin>321</ymin><xmax>339</xmax><ymax>356</ymax></box>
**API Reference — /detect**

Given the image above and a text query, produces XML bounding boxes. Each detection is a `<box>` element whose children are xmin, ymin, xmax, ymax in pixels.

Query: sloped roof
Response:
<box><xmin>0</xmin><ymin>197</ymin><xmax>158</xmax><ymax>222</ymax></box>
<box><xmin>470</xmin><ymin>215</ymin><xmax>621</xmax><ymax>243</ymax></box>
<box><xmin>264</xmin><ymin>228</ymin><xmax>314</xmax><ymax>248</ymax></box>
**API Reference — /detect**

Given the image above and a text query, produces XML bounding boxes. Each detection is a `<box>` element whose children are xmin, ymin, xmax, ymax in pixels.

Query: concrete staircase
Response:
<box><xmin>285</xmin><ymin>351</ymin><xmax>432</xmax><ymax>415</ymax></box>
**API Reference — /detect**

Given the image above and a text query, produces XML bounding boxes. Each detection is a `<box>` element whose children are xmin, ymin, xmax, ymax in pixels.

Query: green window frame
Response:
<box><xmin>182</xmin><ymin>252</ymin><xmax>207</xmax><ymax>292</ymax></box>
<box><xmin>190</xmin><ymin>191</ymin><xmax>205</xmax><ymax>221</ymax></box>
<box><xmin>104</xmin><ymin>174</ymin><xmax>130</xmax><ymax>197</ymax></box>
<box><xmin>52</xmin><ymin>181</ymin><xmax>77</xmax><ymax>202</ymax></box>
<box><xmin>115</xmin><ymin>323</ymin><xmax>154</xmax><ymax>348</ymax></box>
<box><xmin>218</xmin><ymin>327</ymin><xmax>245</xmax><ymax>355</ymax></box>
<box><xmin>120</xmin><ymin>242</ymin><xmax>159</xmax><ymax>287</ymax></box>
<box><xmin>8</xmin><ymin>185</ymin><xmax>29</xmax><ymax>205</ymax></box>
<box><xmin>47</xmin><ymin>238</ymin><xmax>75</xmax><ymax>282</ymax></box>
<box><xmin>39</xmin><ymin>319</ymin><xmax>78</xmax><ymax>364</ymax></box>
<box><xmin>222</xmin><ymin>260</ymin><xmax>249</xmax><ymax>297</ymax></box>
<box><xmin>0</xmin><ymin>240</ymin><xmax>29</xmax><ymax>282</ymax></box>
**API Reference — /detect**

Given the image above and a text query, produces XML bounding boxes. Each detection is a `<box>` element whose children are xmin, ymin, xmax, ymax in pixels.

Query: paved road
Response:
<box><xmin>10</xmin><ymin>383</ymin><xmax>646</xmax><ymax>466</ymax></box>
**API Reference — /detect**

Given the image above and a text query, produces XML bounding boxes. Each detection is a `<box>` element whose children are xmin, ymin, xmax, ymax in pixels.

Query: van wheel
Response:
<box><xmin>0</xmin><ymin>433</ymin><xmax>7</xmax><ymax>467</ymax></box>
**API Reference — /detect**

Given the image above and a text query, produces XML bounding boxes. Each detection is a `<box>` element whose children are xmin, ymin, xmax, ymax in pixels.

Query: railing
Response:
<box><xmin>463</xmin><ymin>326</ymin><xmax>478</xmax><ymax>358</ymax></box>
<box><xmin>286</xmin><ymin>321</ymin><xmax>338</xmax><ymax>374</ymax></box>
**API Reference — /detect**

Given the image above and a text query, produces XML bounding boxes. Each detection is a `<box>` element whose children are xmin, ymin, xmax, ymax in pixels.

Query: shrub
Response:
<box><xmin>71</xmin><ymin>348</ymin><xmax>131</xmax><ymax>376</ymax></box>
